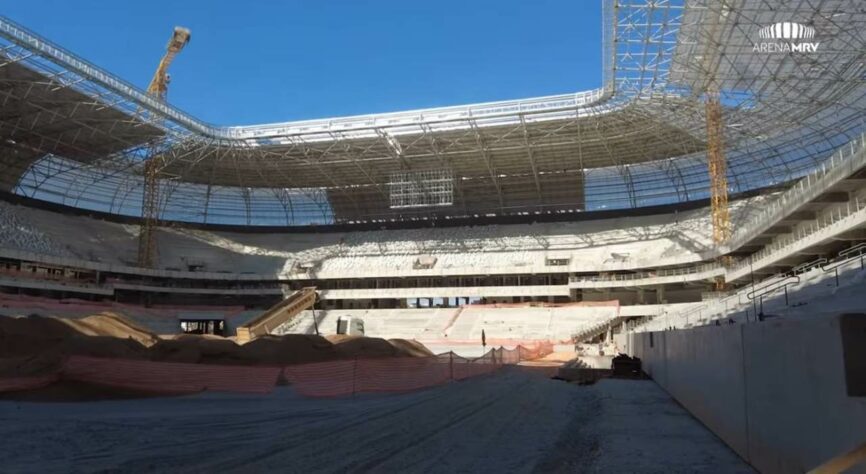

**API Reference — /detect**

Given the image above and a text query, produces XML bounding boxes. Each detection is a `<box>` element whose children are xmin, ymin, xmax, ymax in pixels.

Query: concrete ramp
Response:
<box><xmin>236</xmin><ymin>287</ymin><xmax>317</xmax><ymax>343</ymax></box>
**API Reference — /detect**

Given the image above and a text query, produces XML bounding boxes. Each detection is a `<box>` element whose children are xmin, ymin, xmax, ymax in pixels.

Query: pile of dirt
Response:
<box><xmin>0</xmin><ymin>313</ymin><xmax>152</xmax><ymax>377</ymax></box>
<box><xmin>385</xmin><ymin>338</ymin><xmax>435</xmax><ymax>358</ymax></box>
<box><xmin>328</xmin><ymin>335</ymin><xmax>434</xmax><ymax>359</ymax></box>
<box><xmin>61</xmin><ymin>312</ymin><xmax>159</xmax><ymax>347</ymax></box>
<box><xmin>0</xmin><ymin>313</ymin><xmax>434</xmax><ymax>377</ymax></box>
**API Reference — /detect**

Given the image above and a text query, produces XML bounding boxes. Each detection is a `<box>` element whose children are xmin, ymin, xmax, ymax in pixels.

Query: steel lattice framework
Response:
<box><xmin>0</xmin><ymin>0</ymin><xmax>864</xmax><ymax>226</ymax></box>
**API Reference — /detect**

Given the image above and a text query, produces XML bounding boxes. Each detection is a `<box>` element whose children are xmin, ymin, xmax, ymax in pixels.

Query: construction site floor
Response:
<box><xmin>0</xmin><ymin>369</ymin><xmax>753</xmax><ymax>473</ymax></box>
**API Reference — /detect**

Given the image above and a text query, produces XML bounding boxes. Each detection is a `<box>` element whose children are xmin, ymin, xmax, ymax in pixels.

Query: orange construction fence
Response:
<box><xmin>280</xmin><ymin>344</ymin><xmax>554</xmax><ymax>398</ymax></box>
<box><xmin>62</xmin><ymin>356</ymin><xmax>282</xmax><ymax>394</ymax></box>
<box><xmin>0</xmin><ymin>373</ymin><xmax>58</xmax><ymax>393</ymax></box>
<box><xmin>0</xmin><ymin>342</ymin><xmax>553</xmax><ymax>398</ymax></box>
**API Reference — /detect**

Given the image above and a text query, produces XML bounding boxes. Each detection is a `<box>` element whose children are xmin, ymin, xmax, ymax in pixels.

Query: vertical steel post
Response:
<box><xmin>449</xmin><ymin>352</ymin><xmax>454</xmax><ymax>381</ymax></box>
<box><xmin>351</xmin><ymin>357</ymin><xmax>357</xmax><ymax>396</ymax></box>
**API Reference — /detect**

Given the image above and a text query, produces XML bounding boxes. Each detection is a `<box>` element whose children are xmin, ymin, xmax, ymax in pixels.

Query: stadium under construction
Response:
<box><xmin>0</xmin><ymin>1</ymin><xmax>865</xmax><ymax>472</ymax></box>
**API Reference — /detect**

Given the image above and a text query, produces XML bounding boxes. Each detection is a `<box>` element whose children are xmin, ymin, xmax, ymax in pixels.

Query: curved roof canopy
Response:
<box><xmin>0</xmin><ymin>0</ymin><xmax>864</xmax><ymax>225</ymax></box>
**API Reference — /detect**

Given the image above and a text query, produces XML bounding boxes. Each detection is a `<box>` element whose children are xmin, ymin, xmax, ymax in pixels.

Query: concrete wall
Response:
<box><xmin>623</xmin><ymin>316</ymin><xmax>866</xmax><ymax>473</ymax></box>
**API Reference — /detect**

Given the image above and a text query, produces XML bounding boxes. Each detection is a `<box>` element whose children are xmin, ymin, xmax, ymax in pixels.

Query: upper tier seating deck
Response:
<box><xmin>0</xmin><ymin>194</ymin><xmax>771</xmax><ymax>277</ymax></box>
<box><xmin>0</xmin><ymin>203</ymin><xmax>74</xmax><ymax>259</ymax></box>
<box><xmin>0</xmin><ymin>294</ymin><xmax>261</xmax><ymax>334</ymax></box>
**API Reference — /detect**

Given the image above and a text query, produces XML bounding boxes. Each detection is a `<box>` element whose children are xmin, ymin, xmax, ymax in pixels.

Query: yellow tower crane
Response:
<box><xmin>698</xmin><ymin>5</ymin><xmax>731</xmax><ymax>290</ymax></box>
<box><xmin>137</xmin><ymin>26</ymin><xmax>191</xmax><ymax>268</ymax></box>
<box><xmin>706</xmin><ymin>90</ymin><xmax>730</xmax><ymax>245</ymax></box>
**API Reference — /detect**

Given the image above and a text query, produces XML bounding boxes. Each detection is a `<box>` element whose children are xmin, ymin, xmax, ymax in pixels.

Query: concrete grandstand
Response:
<box><xmin>0</xmin><ymin>0</ymin><xmax>865</xmax><ymax>471</ymax></box>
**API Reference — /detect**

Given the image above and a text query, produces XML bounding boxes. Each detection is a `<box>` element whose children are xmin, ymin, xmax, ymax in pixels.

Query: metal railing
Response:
<box><xmin>832</xmin><ymin>242</ymin><xmax>866</xmax><ymax>270</ymax></box>
<box><xmin>726</xmin><ymin>132</ymin><xmax>866</xmax><ymax>257</ymax></box>
<box><xmin>638</xmin><ymin>240</ymin><xmax>866</xmax><ymax>332</ymax></box>
<box><xmin>747</xmin><ymin>275</ymin><xmax>799</xmax><ymax>301</ymax></box>
<box><xmin>575</xmin><ymin>133</ymin><xmax>866</xmax><ymax>288</ymax></box>
<box><xmin>729</xmin><ymin>191</ymin><xmax>866</xmax><ymax>274</ymax></box>
<box><xmin>569</xmin><ymin>261</ymin><xmax>721</xmax><ymax>284</ymax></box>
<box><xmin>789</xmin><ymin>257</ymin><xmax>827</xmax><ymax>276</ymax></box>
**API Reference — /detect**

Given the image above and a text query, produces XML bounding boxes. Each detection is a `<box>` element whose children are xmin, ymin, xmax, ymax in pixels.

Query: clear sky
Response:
<box><xmin>5</xmin><ymin>0</ymin><xmax>602</xmax><ymax>126</ymax></box>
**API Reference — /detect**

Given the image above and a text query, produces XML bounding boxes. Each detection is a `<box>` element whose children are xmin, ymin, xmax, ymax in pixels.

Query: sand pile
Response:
<box><xmin>60</xmin><ymin>312</ymin><xmax>159</xmax><ymax>347</ymax></box>
<box><xmin>0</xmin><ymin>313</ymin><xmax>434</xmax><ymax>377</ymax></box>
<box><xmin>0</xmin><ymin>314</ymin><xmax>152</xmax><ymax>377</ymax></box>
<box><xmin>328</xmin><ymin>335</ymin><xmax>434</xmax><ymax>359</ymax></box>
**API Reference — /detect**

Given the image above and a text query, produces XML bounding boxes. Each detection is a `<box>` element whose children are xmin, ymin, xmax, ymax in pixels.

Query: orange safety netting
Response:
<box><xmin>0</xmin><ymin>373</ymin><xmax>58</xmax><ymax>392</ymax></box>
<box><xmin>62</xmin><ymin>356</ymin><xmax>282</xmax><ymax>394</ymax></box>
<box><xmin>283</xmin><ymin>343</ymin><xmax>553</xmax><ymax>397</ymax></box>
<box><xmin>0</xmin><ymin>342</ymin><xmax>554</xmax><ymax>397</ymax></box>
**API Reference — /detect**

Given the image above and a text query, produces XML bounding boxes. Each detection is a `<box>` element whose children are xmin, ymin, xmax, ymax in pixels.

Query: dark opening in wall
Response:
<box><xmin>840</xmin><ymin>313</ymin><xmax>866</xmax><ymax>397</ymax></box>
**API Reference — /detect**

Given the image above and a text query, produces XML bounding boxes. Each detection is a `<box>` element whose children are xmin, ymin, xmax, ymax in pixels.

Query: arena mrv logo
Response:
<box><xmin>753</xmin><ymin>21</ymin><xmax>819</xmax><ymax>53</ymax></box>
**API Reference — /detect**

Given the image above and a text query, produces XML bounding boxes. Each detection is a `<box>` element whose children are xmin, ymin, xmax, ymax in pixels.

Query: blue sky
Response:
<box><xmin>5</xmin><ymin>0</ymin><xmax>602</xmax><ymax>125</ymax></box>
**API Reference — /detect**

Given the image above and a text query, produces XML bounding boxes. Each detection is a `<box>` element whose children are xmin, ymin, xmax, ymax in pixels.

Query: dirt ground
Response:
<box><xmin>0</xmin><ymin>313</ymin><xmax>432</xmax><ymax>379</ymax></box>
<box><xmin>0</xmin><ymin>369</ymin><xmax>753</xmax><ymax>473</ymax></box>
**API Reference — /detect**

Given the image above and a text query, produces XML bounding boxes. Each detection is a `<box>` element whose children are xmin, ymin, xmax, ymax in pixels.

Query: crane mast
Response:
<box><xmin>137</xmin><ymin>27</ymin><xmax>191</xmax><ymax>268</ymax></box>
<box><xmin>697</xmin><ymin>5</ymin><xmax>732</xmax><ymax>291</ymax></box>
<box><xmin>706</xmin><ymin>90</ymin><xmax>730</xmax><ymax>245</ymax></box>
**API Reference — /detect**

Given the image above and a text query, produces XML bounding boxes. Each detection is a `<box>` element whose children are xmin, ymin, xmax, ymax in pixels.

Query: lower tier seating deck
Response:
<box><xmin>276</xmin><ymin>304</ymin><xmax>621</xmax><ymax>344</ymax></box>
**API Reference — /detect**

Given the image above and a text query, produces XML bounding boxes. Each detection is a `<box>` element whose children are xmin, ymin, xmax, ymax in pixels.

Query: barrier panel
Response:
<box><xmin>62</xmin><ymin>356</ymin><xmax>281</xmax><ymax>394</ymax></box>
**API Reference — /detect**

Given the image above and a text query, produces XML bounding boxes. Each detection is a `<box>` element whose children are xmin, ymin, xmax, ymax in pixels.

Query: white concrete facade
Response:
<box><xmin>620</xmin><ymin>315</ymin><xmax>866</xmax><ymax>473</ymax></box>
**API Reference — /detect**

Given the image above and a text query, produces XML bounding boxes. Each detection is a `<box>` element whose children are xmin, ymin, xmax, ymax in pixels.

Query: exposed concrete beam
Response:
<box><xmin>752</xmin><ymin>269</ymin><xmax>778</xmax><ymax>275</ymax></box>
<box><xmin>832</xmin><ymin>229</ymin><xmax>866</xmax><ymax>241</ymax></box>
<box><xmin>774</xmin><ymin>257</ymin><xmax>806</xmax><ymax>266</ymax></box>
<box><xmin>845</xmin><ymin>168</ymin><xmax>866</xmax><ymax>180</ymax></box>
<box><xmin>764</xmin><ymin>225</ymin><xmax>792</xmax><ymax>235</ymax></box>
<box><xmin>830</xmin><ymin>180</ymin><xmax>866</xmax><ymax>192</ymax></box>
<box><xmin>746</xmin><ymin>236</ymin><xmax>774</xmax><ymax>246</ymax></box>
<box><xmin>795</xmin><ymin>244</ymin><xmax>837</xmax><ymax>256</ymax></box>
<box><xmin>781</xmin><ymin>210</ymin><xmax>817</xmax><ymax>221</ymax></box>
<box><xmin>728</xmin><ymin>251</ymin><xmax>758</xmax><ymax>258</ymax></box>
<box><xmin>812</xmin><ymin>192</ymin><xmax>850</xmax><ymax>203</ymax></box>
